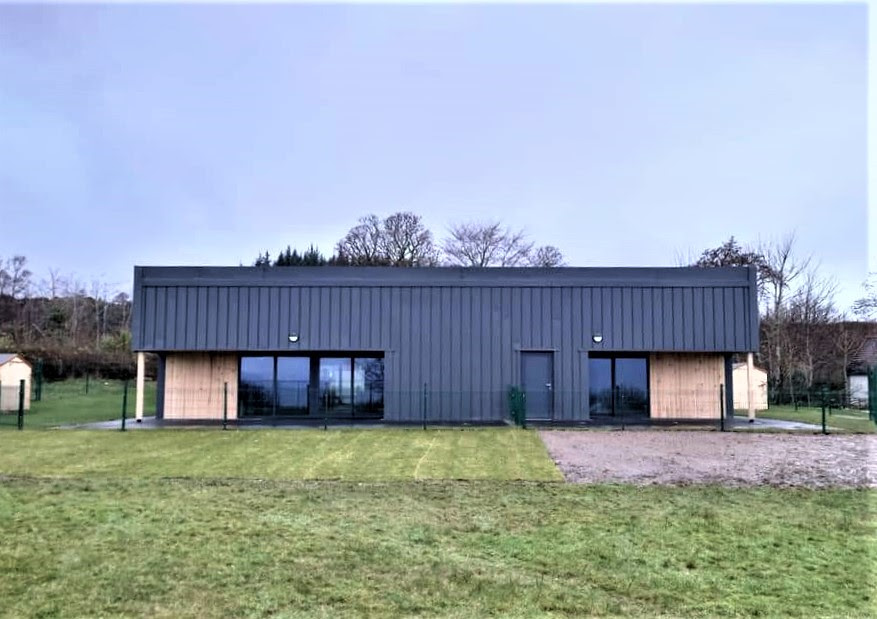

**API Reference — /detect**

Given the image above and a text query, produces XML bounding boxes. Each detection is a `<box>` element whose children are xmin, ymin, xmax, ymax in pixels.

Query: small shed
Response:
<box><xmin>0</xmin><ymin>353</ymin><xmax>32</xmax><ymax>411</ymax></box>
<box><xmin>732</xmin><ymin>362</ymin><xmax>768</xmax><ymax>411</ymax></box>
<box><xmin>847</xmin><ymin>337</ymin><xmax>877</xmax><ymax>407</ymax></box>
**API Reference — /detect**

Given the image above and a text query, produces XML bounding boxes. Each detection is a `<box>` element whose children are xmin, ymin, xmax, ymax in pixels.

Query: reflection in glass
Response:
<box><xmin>320</xmin><ymin>358</ymin><xmax>353</xmax><ymax>415</ymax></box>
<box><xmin>588</xmin><ymin>358</ymin><xmax>613</xmax><ymax>415</ymax></box>
<box><xmin>277</xmin><ymin>357</ymin><xmax>310</xmax><ymax>415</ymax></box>
<box><xmin>354</xmin><ymin>358</ymin><xmax>384</xmax><ymax>416</ymax></box>
<box><xmin>240</xmin><ymin>356</ymin><xmax>274</xmax><ymax>417</ymax></box>
<box><xmin>615</xmin><ymin>358</ymin><xmax>648</xmax><ymax>415</ymax></box>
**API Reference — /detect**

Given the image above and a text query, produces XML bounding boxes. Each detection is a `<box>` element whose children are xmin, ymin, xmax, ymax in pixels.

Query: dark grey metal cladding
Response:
<box><xmin>132</xmin><ymin>266</ymin><xmax>758</xmax><ymax>422</ymax></box>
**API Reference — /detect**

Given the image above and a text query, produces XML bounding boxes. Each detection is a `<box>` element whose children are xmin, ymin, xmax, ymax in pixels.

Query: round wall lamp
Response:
<box><xmin>592</xmin><ymin>333</ymin><xmax>603</xmax><ymax>344</ymax></box>
<box><xmin>288</xmin><ymin>333</ymin><xmax>300</xmax><ymax>343</ymax></box>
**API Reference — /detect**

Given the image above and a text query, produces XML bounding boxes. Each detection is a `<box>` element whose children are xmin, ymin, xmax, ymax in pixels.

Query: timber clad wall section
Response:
<box><xmin>649</xmin><ymin>353</ymin><xmax>724</xmax><ymax>419</ymax></box>
<box><xmin>164</xmin><ymin>353</ymin><xmax>238</xmax><ymax>420</ymax></box>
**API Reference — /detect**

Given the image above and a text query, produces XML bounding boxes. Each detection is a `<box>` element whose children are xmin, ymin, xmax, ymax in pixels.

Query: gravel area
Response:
<box><xmin>540</xmin><ymin>430</ymin><xmax>877</xmax><ymax>488</ymax></box>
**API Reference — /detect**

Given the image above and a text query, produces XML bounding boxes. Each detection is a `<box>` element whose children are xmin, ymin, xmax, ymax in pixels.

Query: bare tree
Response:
<box><xmin>0</xmin><ymin>255</ymin><xmax>32</xmax><ymax>298</ymax></box>
<box><xmin>853</xmin><ymin>274</ymin><xmax>877</xmax><ymax>319</ymax></box>
<box><xmin>381</xmin><ymin>212</ymin><xmax>439</xmax><ymax>266</ymax></box>
<box><xmin>336</xmin><ymin>212</ymin><xmax>438</xmax><ymax>266</ymax></box>
<box><xmin>442</xmin><ymin>221</ymin><xmax>533</xmax><ymax>267</ymax></box>
<box><xmin>529</xmin><ymin>245</ymin><xmax>566</xmax><ymax>267</ymax></box>
<box><xmin>335</xmin><ymin>215</ymin><xmax>388</xmax><ymax>266</ymax></box>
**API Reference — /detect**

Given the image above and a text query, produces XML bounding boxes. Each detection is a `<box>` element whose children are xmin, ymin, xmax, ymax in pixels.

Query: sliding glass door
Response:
<box><xmin>239</xmin><ymin>354</ymin><xmax>384</xmax><ymax>419</ymax></box>
<box><xmin>588</xmin><ymin>355</ymin><xmax>649</xmax><ymax>417</ymax></box>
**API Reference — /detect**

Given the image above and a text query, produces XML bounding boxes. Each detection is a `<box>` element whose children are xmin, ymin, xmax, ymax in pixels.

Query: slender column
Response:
<box><xmin>747</xmin><ymin>352</ymin><xmax>755</xmax><ymax>422</ymax></box>
<box><xmin>135</xmin><ymin>352</ymin><xmax>145</xmax><ymax>422</ymax></box>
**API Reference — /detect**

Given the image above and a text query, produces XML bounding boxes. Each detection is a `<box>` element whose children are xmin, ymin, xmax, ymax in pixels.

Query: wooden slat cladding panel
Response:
<box><xmin>164</xmin><ymin>353</ymin><xmax>238</xmax><ymax>420</ymax></box>
<box><xmin>649</xmin><ymin>353</ymin><xmax>724</xmax><ymax>419</ymax></box>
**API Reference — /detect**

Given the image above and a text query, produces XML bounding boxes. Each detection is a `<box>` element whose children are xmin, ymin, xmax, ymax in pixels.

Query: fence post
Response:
<box><xmin>85</xmin><ymin>373</ymin><xmax>89</xmax><ymax>395</ymax></box>
<box><xmin>820</xmin><ymin>390</ymin><xmax>827</xmax><ymax>435</ymax></box>
<box><xmin>323</xmin><ymin>392</ymin><xmax>328</xmax><ymax>431</ymax></box>
<box><xmin>223</xmin><ymin>382</ymin><xmax>228</xmax><ymax>431</ymax></box>
<box><xmin>17</xmin><ymin>379</ymin><xmax>25</xmax><ymax>430</ymax></box>
<box><xmin>719</xmin><ymin>384</ymin><xmax>725</xmax><ymax>432</ymax></box>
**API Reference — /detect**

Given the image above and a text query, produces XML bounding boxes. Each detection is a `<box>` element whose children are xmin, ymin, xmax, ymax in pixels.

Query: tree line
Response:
<box><xmin>254</xmin><ymin>212</ymin><xmax>566</xmax><ymax>267</ymax></box>
<box><xmin>0</xmin><ymin>256</ymin><xmax>134</xmax><ymax>379</ymax></box>
<box><xmin>689</xmin><ymin>235</ymin><xmax>874</xmax><ymax>398</ymax></box>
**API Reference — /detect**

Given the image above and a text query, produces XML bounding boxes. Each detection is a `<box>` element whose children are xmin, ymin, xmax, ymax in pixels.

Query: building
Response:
<box><xmin>0</xmin><ymin>353</ymin><xmax>32</xmax><ymax>411</ymax></box>
<box><xmin>131</xmin><ymin>266</ymin><xmax>759</xmax><ymax>423</ymax></box>
<box><xmin>732</xmin><ymin>362</ymin><xmax>768</xmax><ymax>411</ymax></box>
<box><xmin>847</xmin><ymin>336</ymin><xmax>877</xmax><ymax>407</ymax></box>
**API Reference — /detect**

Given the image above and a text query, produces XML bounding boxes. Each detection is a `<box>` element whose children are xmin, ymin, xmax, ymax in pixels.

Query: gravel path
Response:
<box><xmin>540</xmin><ymin>430</ymin><xmax>877</xmax><ymax>488</ymax></box>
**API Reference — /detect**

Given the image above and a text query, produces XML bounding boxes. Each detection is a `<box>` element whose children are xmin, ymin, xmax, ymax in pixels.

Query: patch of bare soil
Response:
<box><xmin>540</xmin><ymin>430</ymin><xmax>877</xmax><ymax>488</ymax></box>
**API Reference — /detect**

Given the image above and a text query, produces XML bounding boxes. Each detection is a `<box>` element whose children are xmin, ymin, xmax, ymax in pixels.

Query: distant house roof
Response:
<box><xmin>0</xmin><ymin>353</ymin><xmax>29</xmax><ymax>368</ymax></box>
<box><xmin>849</xmin><ymin>337</ymin><xmax>877</xmax><ymax>375</ymax></box>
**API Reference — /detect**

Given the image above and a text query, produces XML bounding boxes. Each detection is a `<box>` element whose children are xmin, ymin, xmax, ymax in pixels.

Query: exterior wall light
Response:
<box><xmin>288</xmin><ymin>333</ymin><xmax>300</xmax><ymax>343</ymax></box>
<box><xmin>592</xmin><ymin>333</ymin><xmax>603</xmax><ymax>344</ymax></box>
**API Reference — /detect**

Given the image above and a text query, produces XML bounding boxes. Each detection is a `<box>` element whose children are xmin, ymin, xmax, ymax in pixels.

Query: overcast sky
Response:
<box><xmin>0</xmin><ymin>3</ymin><xmax>868</xmax><ymax>309</ymax></box>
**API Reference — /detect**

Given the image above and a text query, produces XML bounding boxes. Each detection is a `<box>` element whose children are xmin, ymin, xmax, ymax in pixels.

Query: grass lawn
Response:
<box><xmin>0</xmin><ymin>379</ymin><xmax>156</xmax><ymax>429</ymax></box>
<box><xmin>752</xmin><ymin>405</ymin><xmax>876</xmax><ymax>434</ymax></box>
<box><xmin>0</xmin><ymin>477</ymin><xmax>873</xmax><ymax>618</ymax></box>
<box><xmin>0</xmin><ymin>428</ymin><xmax>562</xmax><ymax>481</ymax></box>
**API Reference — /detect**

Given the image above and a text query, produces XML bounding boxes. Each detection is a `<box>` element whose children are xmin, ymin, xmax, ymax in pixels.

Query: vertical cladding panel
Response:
<box><xmin>176</xmin><ymin>287</ymin><xmax>189</xmax><ymax>349</ymax></box>
<box><xmin>651</xmin><ymin>289</ymin><xmax>663</xmax><ymax>350</ymax></box>
<box><xmin>360</xmin><ymin>288</ymin><xmax>371</xmax><ymax>349</ymax></box>
<box><xmin>246</xmin><ymin>288</ymin><xmax>259</xmax><ymax>350</ymax></box>
<box><xmin>328</xmin><ymin>288</ymin><xmax>340</xmax><ymax>349</ymax></box>
<box><xmin>559</xmin><ymin>287</ymin><xmax>573</xmax><ymax>420</ymax></box>
<box><xmin>450</xmin><ymin>287</ymin><xmax>462</xmax><ymax>422</ymax></box>
<box><xmin>541</xmin><ymin>288</ymin><xmax>552</xmax><ymax>348</ymax></box>
<box><xmin>473</xmin><ymin>288</ymin><xmax>486</xmax><ymax>421</ymax></box>
<box><xmin>521</xmin><ymin>288</ymin><xmax>532</xmax><ymax>349</ymax></box>
<box><xmin>144</xmin><ymin>287</ymin><xmax>157</xmax><ymax>348</ymax></box>
<box><xmin>278</xmin><ymin>288</ymin><xmax>289</xmax><ymax>349</ymax></box>
<box><xmin>673</xmin><ymin>288</ymin><xmax>685</xmax><ymax>349</ymax></box>
<box><xmin>692</xmin><ymin>288</ymin><xmax>704</xmax><ymax>350</ymax></box>
<box><xmin>371</xmin><ymin>288</ymin><xmax>382</xmax><ymax>348</ymax></box>
<box><xmin>199</xmin><ymin>287</ymin><xmax>211</xmax><ymax>349</ymax></box>
<box><xmin>662</xmin><ymin>288</ymin><xmax>674</xmax><ymax>351</ymax></box>
<box><xmin>726</xmin><ymin>288</ymin><xmax>738</xmax><ymax>350</ymax></box>
<box><xmin>460</xmin><ymin>287</ymin><xmax>473</xmax><ymax>422</ymax></box>
<box><xmin>489</xmin><ymin>288</ymin><xmax>500</xmax><ymax>413</ymax></box>
<box><xmin>611</xmin><ymin>288</ymin><xmax>622</xmax><ymax>348</ymax></box>
<box><xmin>642</xmin><ymin>288</ymin><xmax>653</xmax><ymax>350</ymax></box>
<box><xmin>400</xmin><ymin>287</ymin><xmax>412</xmax><ymax>419</ymax></box>
<box><xmin>297</xmin><ymin>287</ymin><xmax>310</xmax><ymax>349</ymax></box>
<box><xmin>621</xmin><ymin>287</ymin><xmax>632</xmax><ymax>349</ymax></box>
<box><xmin>429</xmin><ymin>287</ymin><xmax>443</xmax><ymax>420</ymax></box>
<box><xmin>593</xmin><ymin>287</ymin><xmax>604</xmax><ymax>336</ymax></box>
<box><xmin>318</xmin><ymin>288</ymin><xmax>330</xmax><ymax>348</ymax></box>
<box><xmin>734</xmin><ymin>288</ymin><xmax>746</xmax><ymax>351</ymax></box>
<box><xmin>205</xmin><ymin>288</ymin><xmax>218</xmax><ymax>349</ymax></box>
<box><xmin>154</xmin><ymin>287</ymin><xmax>167</xmax><ymax>349</ymax></box>
<box><xmin>502</xmin><ymin>288</ymin><xmax>513</xmax><ymax>391</ymax></box>
<box><xmin>381</xmin><ymin>288</ymin><xmax>391</xmax><ymax>358</ymax></box>
<box><xmin>339</xmin><ymin>287</ymin><xmax>351</xmax><ymax>349</ymax></box>
<box><xmin>713</xmin><ymin>288</ymin><xmax>726</xmax><ymax>350</ymax></box>
<box><xmin>682</xmin><ymin>288</ymin><xmax>694</xmax><ymax>349</ymax></box>
<box><xmin>349</xmin><ymin>287</ymin><xmax>360</xmax><ymax>349</ymax></box>
<box><xmin>266</xmin><ymin>288</ymin><xmax>278</xmax><ymax>349</ymax></box>
<box><xmin>226</xmin><ymin>287</ymin><xmax>238</xmax><ymax>349</ymax></box>
<box><xmin>630</xmin><ymin>288</ymin><xmax>643</xmax><ymax>350</ymax></box>
<box><xmin>703</xmin><ymin>287</ymin><xmax>715</xmax><ymax>350</ymax></box>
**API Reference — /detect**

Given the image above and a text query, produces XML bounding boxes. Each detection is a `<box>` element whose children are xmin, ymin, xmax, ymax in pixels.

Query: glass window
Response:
<box><xmin>354</xmin><ymin>358</ymin><xmax>384</xmax><ymax>416</ymax></box>
<box><xmin>276</xmin><ymin>357</ymin><xmax>310</xmax><ymax>415</ymax></box>
<box><xmin>240</xmin><ymin>357</ymin><xmax>275</xmax><ymax>417</ymax></box>
<box><xmin>588</xmin><ymin>358</ymin><xmax>613</xmax><ymax>415</ymax></box>
<box><xmin>319</xmin><ymin>358</ymin><xmax>353</xmax><ymax>416</ymax></box>
<box><xmin>589</xmin><ymin>356</ymin><xmax>649</xmax><ymax>417</ymax></box>
<box><xmin>615</xmin><ymin>358</ymin><xmax>648</xmax><ymax>416</ymax></box>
